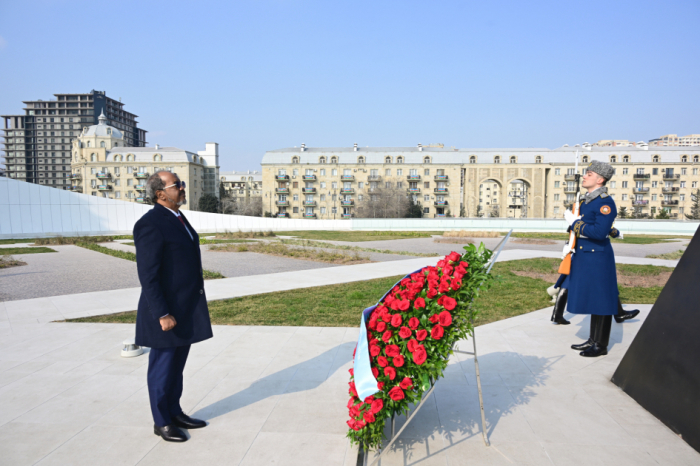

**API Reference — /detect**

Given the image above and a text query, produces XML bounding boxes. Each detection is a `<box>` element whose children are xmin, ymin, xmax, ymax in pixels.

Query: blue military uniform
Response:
<box><xmin>564</xmin><ymin>191</ymin><xmax>619</xmax><ymax>316</ymax></box>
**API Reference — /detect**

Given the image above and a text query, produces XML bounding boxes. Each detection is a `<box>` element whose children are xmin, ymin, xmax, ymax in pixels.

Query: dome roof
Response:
<box><xmin>82</xmin><ymin>110</ymin><xmax>123</xmax><ymax>139</ymax></box>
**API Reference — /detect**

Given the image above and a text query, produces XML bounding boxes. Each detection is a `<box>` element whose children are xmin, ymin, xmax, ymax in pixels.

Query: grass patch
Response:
<box><xmin>0</xmin><ymin>247</ymin><xmax>57</xmax><ymax>255</ymax></box>
<box><xmin>75</xmin><ymin>242</ymin><xmax>224</xmax><ymax>279</ymax></box>
<box><xmin>215</xmin><ymin>230</ymin><xmax>276</xmax><ymax>239</ymax></box>
<box><xmin>276</xmin><ymin>231</ymin><xmax>442</xmax><ymax>242</ymax></box>
<box><xmin>443</xmin><ymin>231</ymin><xmax>501</xmax><ymax>238</ymax></box>
<box><xmin>66</xmin><ymin>258</ymin><xmax>671</xmax><ymax>327</ymax></box>
<box><xmin>646</xmin><ymin>250</ymin><xmax>685</xmax><ymax>260</ymax></box>
<box><xmin>33</xmin><ymin>235</ymin><xmax>132</xmax><ymax>245</ymax></box>
<box><xmin>278</xmin><ymin>239</ymin><xmax>438</xmax><ymax>257</ymax></box>
<box><xmin>0</xmin><ymin>255</ymin><xmax>26</xmax><ymax>268</ymax></box>
<box><xmin>510</xmin><ymin>232</ymin><xmax>685</xmax><ymax>244</ymax></box>
<box><xmin>200</xmin><ymin>239</ymin><xmax>255</xmax><ymax>245</ymax></box>
<box><xmin>210</xmin><ymin>241</ymin><xmax>370</xmax><ymax>264</ymax></box>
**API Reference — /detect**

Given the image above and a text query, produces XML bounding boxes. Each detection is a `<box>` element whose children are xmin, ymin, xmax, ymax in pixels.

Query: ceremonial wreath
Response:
<box><xmin>347</xmin><ymin>243</ymin><xmax>495</xmax><ymax>449</ymax></box>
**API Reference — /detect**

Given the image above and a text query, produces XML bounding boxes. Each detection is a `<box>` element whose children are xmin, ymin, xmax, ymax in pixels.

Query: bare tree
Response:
<box><xmin>355</xmin><ymin>185</ymin><xmax>412</xmax><ymax>218</ymax></box>
<box><xmin>222</xmin><ymin>197</ymin><xmax>263</xmax><ymax>217</ymax></box>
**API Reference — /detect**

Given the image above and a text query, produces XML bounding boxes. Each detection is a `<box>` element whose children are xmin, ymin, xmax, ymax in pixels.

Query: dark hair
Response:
<box><xmin>145</xmin><ymin>172</ymin><xmax>167</xmax><ymax>204</ymax></box>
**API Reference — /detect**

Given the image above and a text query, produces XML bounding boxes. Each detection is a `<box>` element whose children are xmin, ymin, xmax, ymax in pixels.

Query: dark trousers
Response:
<box><xmin>147</xmin><ymin>345</ymin><xmax>191</xmax><ymax>427</ymax></box>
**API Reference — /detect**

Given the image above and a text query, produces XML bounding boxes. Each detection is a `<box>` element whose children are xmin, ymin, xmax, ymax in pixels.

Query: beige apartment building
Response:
<box><xmin>649</xmin><ymin>134</ymin><xmax>700</xmax><ymax>147</ymax></box>
<box><xmin>220</xmin><ymin>170</ymin><xmax>262</xmax><ymax>200</ymax></box>
<box><xmin>261</xmin><ymin>144</ymin><xmax>700</xmax><ymax>219</ymax></box>
<box><xmin>69</xmin><ymin>112</ymin><xmax>219</xmax><ymax>210</ymax></box>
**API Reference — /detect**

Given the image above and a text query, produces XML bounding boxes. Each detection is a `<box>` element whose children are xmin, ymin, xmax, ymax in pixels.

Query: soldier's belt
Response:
<box><xmin>579</xmin><ymin>235</ymin><xmax>609</xmax><ymax>239</ymax></box>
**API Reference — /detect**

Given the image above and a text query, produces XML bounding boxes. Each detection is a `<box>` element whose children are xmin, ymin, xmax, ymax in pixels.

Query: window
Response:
<box><xmin>424</xmin><ymin>169</ymin><xmax>430</xmax><ymax>175</ymax></box>
<box><xmin>423</xmin><ymin>207</ymin><xmax>430</xmax><ymax>214</ymax></box>
<box><xmin>319</xmin><ymin>156</ymin><xmax>326</xmax><ymax>164</ymax></box>
<box><xmin>622</xmin><ymin>181</ymin><xmax>628</xmax><ymax>188</ymax></box>
<box><xmin>332</xmin><ymin>169</ymin><xmax>338</xmax><ymax>176</ymax></box>
<box><xmin>694</xmin><ymin>168</ymin><xmax>698</xmax><ymax>175</ymax></box>
<box><xmin>623</xmin><ymin>168</ymin><xmax>628</xmax><ymax>175</ymax></box>
<box><xmin>510</xmin><ymin>156</ymin><xmax>516</xmax><ymax>163</ymax></box>
<box><xmin>554</xmin><ymin>194</ymin><xmax>560</xmax><ymax>201</ymax></box>
<box><xmin>320</xmin><ymin>181</ymin><xmax>326</xmax><ymax>189</ymax></box>
<box><xmin>320</xmin><ymin>194</ymin><xmax>326</xmax><ymax>201</ymax></box>
<box><xmin>610</xmin><ymin>181</ymin><xmax>616</xmax><ymax>188</ymax></box>
<box><xmin>292</xmin><ymin>156</ymin><xmax>299</xmax><ymax>163</ymax></box>
<box><xmin>359</xmin><ymin>182</ymin><xmax>364</xmax><ymax>189</ymax></box>
<box><xmin>582</xmin><ymin>156</ymin><xmax>588</xmax><ymax>163</ymax></box>
<box><xmin>651</xmin><ymin>194</ymin><xmax>657</xmax><ymax>201</ymax></box>
<box><xmin>682</xmin><ymin>155</ymin><xmax>688</xmax><ymax>162</ymax></box>
<box><xmin>385</xmin><ymin>182</ymin><xmax>391</xmax><ymax>188</ymax></box>
<box><xmin>321</xmin><ymin>207</ymin><xmax>327</xmax><ymax>214</ymax></box>
<box><xmin>293</xmin><ymin>207</ymin><xmax>299</xmax><ymax>213</ymax></box>
<box><xmin>424</xmin><ymin>195</ymin><xmax>430</xmax><ymax>201</ymax></box>
<box><xmin>555</xmin><ymin>169</ymin><xmax>560</xmax><ymax>175</ymax></box>
<box><xmin>553</xmin><ymin>207</ymin><xmax>560</xmax><ymax>215</ymax></box>
<box><xmin>682</xmin><ymin>168</ymin><xmax>687</xmax><ymax>175</ymax></box>
<box><xmin>385</xmin><ymin>169</ymin><xmax>391</xmax><ymax>176</ymax></box>
<box><xmin>622</xmin><ymin>194</ymin><xmax>628</xmax><ymax>201</ymax></box>
<box><xmin>424</xmin><ymin>182</ymin><xmax>430</xmax><ymax>188</ymax></box>
<box><xmin>653</xmin><ymin>155</ymin><xmax>660</xmax><ymax>162</ymax></box>
<box><xmin>554</xmin><ymin>181</ymin><xmax>560</xmax><ymax>188</ymax></box>
<box><xmin>610</xmin><ymin>156</ymin><xmax>616</xmax><ymax>163</ymax></box>
<box><xmin>332</xmin><ymin>182</ymin><xmax>338</xmax><ymax>189</ymax></box>
<box><xmin>293</xmin><ymin>194</ymin><xmax>299</xmax><ymax>201</ymax></box>
<box><xmin>331</xmin><ymin>156</ymin><xmax>337</xmax><ymax>163</ymax></box>
<box><xmin>680</xmin><ymin>207</ymin><xmax>685</xmax><ymax>214</ymax></box>
<box><xmin>652</xmin><ymin>181</ymin><xmax>657</xmax><ymax>188</ymax></box>
<box><xmin>397</xmin><ymin>157</ymin><xmax>403</xmax><ymax>163</ymax></box>
<box><xmin>332</xmin><ymin>207</ymin><xmax>337</xmax><ymax>214</ymax></box>
<box><xmin>535</xmin><ymin>156</ymin><xmax>542</xmax><ymax>163</ymax></box>
<box><xmin>100</xmin><ymin>141</ymin><xmax>105</xmax><ymax>148</ymax></box>
<box><xmin>358</xmin><ymin>156</ymin><xmax>365</xmax><ymax>163</ymax></box>
<box><xmin>653</xmin><ymin>168</ymin><xmax>659</xmax><ymax>175</ymax></box>
<box><xmin>681</xmin><ymin>181</ymin><xmax>686</xmax><ymax>188</ymax></box>
<box><xmin>494</xmin><ymin>156</ymin><xmax>500</xmax><ymax>164</ymax></box>
<box><xmin>385</xmin><ymin>156</ymin><xmax>391</xmax><ymax>163</ymax></box>
<box><xmin>693</xmin><ymin>182</ymin><xmax>697</xmax><ymax>188</ymax></box>
<box><xmin>680</xmin><ymin>194</ymin><xmax>685</xmax><ymax>201</ymax></box>
<box><xmin>396</xmin><ymin>182</ymin><xmax>403</xmax><ymax>188</ymax></box>
<box><xmin>423</xmin><ymin>156</ymin><xmax>431</xmax><ymax>164</ymax></box>
<box><xmin>90</xmin><ymin>153</ymin><xmax>96</xmax><ymax>162</ymax></box>
<box><xmin>695</xmin><ymin>156</ymin><xmax>699</xmax><ymax>163</ymax></box>
<box><xmin>470</xmin><ymin>156</ymin><xmax>476</xmax><ymax>163</ymax></box>
<box><xmin>320</xmin><ymin>169</ymin><xmax>325</xmax><ymax>176</ymax></box>
<box><xmin>623</xmin><ymin>155</ymin><xmax>629</xmax><ymax>162</ymax></box>
<box><xmin>397</xmin><ymin>169</ymin><xmax>403</xmax><ymax>176</ymax></box>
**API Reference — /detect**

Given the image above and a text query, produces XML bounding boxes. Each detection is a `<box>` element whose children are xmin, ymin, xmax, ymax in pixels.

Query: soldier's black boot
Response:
<box><xmin>550</xmin><ymin>288</ymin><xmax>570</xmax><ymax>325</ymax></box>
<box><xmin>614</xmin><ymin>298</ymin><xmax>640</xmax><ymax>323</ymax></box>
<box><xmin>571</xmin><ymin>316</ymin><xmax>594</xmax><ymax>351</ymax></box>
<box><xmin>581</xmin><ymin>315</ymin><xmax>611</xmax><ymax>357</ymax></box>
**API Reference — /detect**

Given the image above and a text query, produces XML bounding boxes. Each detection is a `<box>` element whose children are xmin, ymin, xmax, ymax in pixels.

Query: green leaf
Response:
<box><xmin>419</xmin><ymin>373</ymin><xmax>431</xmax><ymax>391</ymax></box>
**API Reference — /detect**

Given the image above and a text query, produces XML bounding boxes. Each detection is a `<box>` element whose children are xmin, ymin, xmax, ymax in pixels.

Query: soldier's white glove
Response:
<box><xmin>618</xmin><ymin>231</ymin><xmax>624</xmax><ymax>239</ymax></box>
<box><xmin>561</xmin><ymin>242</ymin><xmax>571</xmax><ymax>259</ymax></box>
<box><xmin>564</xmin><ymin>209</ymin><xmax>581</xmax><ymax>226</ymax></box>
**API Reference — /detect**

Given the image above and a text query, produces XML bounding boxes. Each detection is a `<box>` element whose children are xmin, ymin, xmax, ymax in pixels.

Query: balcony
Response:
<box><xmin>509</xmin><ymin>191</ymin><xmax>525</xmax><ymax>197</ymax></box>
<box><xmin>633</xmin><ymin>187</ymin><xmax>650</xmax><ymax>194</ymax></box>
<box><xmin>68</xmin><ymin>186</ymin><xmax>82</xmax><ymax>192</ymax></box>
<box><xmin>564</xmin><ymin>174</ymin><xmax>578</xmax><ymax>181</ymax></box>
<box><xmin>136</xmin><ymin>197</ymin><xmax>146</xmax><ymax>203</ymax></box>
<box><xmin>303</xmin><ymin>201</ymin><xmax>317</xmax><ymax>207</ymax></box>
<box><xmin>340</xmin><ymin>188</ymin><xmax>355</xmax><ymax>194</ymax></box>
<box><xmin>135</xmin><ymin>184</ymin><xmax>146</xmax><ymax>191</ymax></box>
<box><xmin>302</xmin><ymin>187</ymin><xmax>317</xmax><ymax>194</ymax></box>
<box><xmin>407</xmin><ymin>175</ymin><xmax>421</xmax><ymax>181</ymax></box>
<box><xmin>134</xmin><ymin>172</ymin><xmax>149</xmax><ymax>179</ymax></box>
<box><xmin>407</xmin><ymin>188</ymin><xmax>421</xmax><ymax>194</ymax></box>
<box><xmin>275</xmin><ymin>175</ymin><xmax>290</xmax><ymax>181</ymax></box>
<box><xmin>96</xmin><ymin>172</ymin><xmax>111</xmax><ymax>179</ymax></box>
<box><xmin>663</xmin><ymin>174</ymin><xmax>681</xmax><ymax>181</ymax></box>
<box><xmin>302</xmin><ymin>175</ymin><xmax>317</xmax><ymax>181</ymax></box>
<box><xmin>368</xmin><ymin>175</ymin><xmax>382</xmax><ymax>181</ymax></box>
<box><xmin>340</xmin><ymin>175</ymin><xmax>354</xmax><ymax>181</ymax></box>
<box><xmin>340</xmin><ymin>200</ymin><xmax>354</xmax><ymax>206</ymax></box>
<box><xmin>434</xmin><ymin>200</ymin><xmax>448</xmax><ymax>206</ymax></box>
<box><xmin>303</xmin><ymin>213</ymin><xmax>317</xmax><ymax>219</ymax></box>
<box><xmin>633</xmin><ymin>174</ymin><xmax>650</xmax><ymax>181</ymax></box>
<box><xmin>97</xmin><ymin>185</ymin><xmax>112</xmax><ymax>191</ymax></box>
<box><xmin>662</xmin><ymin>200</ymin><xmax>679</xmax><ymax>206</ymax></box>
<box><xmin>435</xmin><ymin>213</ymin><xmax>447</xmax><ymax>217</ymax></box>
<box><xmin>434</xmin><ymin>175</ymin><xmax>449</xmax><ymax>181</ymax></box>
<box><xmin>275</xmin><ymin>187</ymin><xmax>289</xmax><ymax>194</ymax></box>
<box><xmin>276</xmin><ymin>212</ymin><xmax>289</xmax><ymax>218</ymax></box>
<box><xmin>434</xmin><ymin>187</ymin><xmax>448</xmax><ymax>194</ymax></box>
<box><xmin>633</xmin><ymin>200</ymin><xmax>649</xmax><ymax>206</ymax></box>
<box><xmin>276</xmin><ymin>200</ymin><xmax>289</xmax><ymax>206</ymax></box>
<box><xmin>69</xmin><ymin>173</ymin><xmax>81</xmax><ymax>180</ymax></box>
<box><xmin>341</xmin><ymin>213</ymin><xmax>353</xmax><ymax>219</ymax></box>
<box><xmin>662</xmin><ymin>187</ymin><xmax>680</xmax><ymax>193</ymax></box>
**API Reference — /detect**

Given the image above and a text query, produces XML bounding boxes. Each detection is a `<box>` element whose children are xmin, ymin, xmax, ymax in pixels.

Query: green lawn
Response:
<box><xmin>276</xmin><ymin>230</ymin><xmax>443</xmax><ymax>242</ymax></box>
<box><xmin>0</xmin><ymin>247</ymin><xmax>57</xmax><ymax>255</ymax></box>
<box><xmin>511</xmin><ymin>232</ymin><xmax>686</xmax><ymax>244</ymax></box>
<box><xmin>66</xmin><ymin>258</ymin><xmax>669</xmax><ymax>327</ymax></box>
<box><xmin>121</xmin><ymin>239</ymin><xmax>254</xmax><ymax>247</ymax></box>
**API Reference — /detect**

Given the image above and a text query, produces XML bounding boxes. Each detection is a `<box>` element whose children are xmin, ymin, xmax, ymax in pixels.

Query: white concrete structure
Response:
<box><xmin>1</xmin><ymin>176</ymin><xmax>698</xmax><ymax>239</ymax></box>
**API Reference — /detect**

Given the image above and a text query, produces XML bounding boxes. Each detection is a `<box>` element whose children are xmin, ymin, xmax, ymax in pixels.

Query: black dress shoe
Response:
<box><xmin>580</xmin><ymin>343</ymin><xmax>608</xmax><ymax>357</ymax></box>
<box><xmin>154</xmin><ymin>424</ymin><xmax>188</xmax><ymax>442</ymax></box>
<box><xmin>173</xmin><ymin>413</ymin><xmax>207</xmax><ymax>429</ymax></box>
<box><xmin>571</xmin><ymin>339</ymin><xmax>593</xmax><ymax>351</ymax></box>
<box><xmin>614</xmin><ymin>309</ymin><xmax>640</xmax><ymax>323</ymax></box>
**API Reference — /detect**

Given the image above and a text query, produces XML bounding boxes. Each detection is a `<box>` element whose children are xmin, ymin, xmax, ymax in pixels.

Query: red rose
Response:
<box><xmin>354</xmin><ymin>419</ymin><xmax>366</xmax><ymax>430</ymax></box>
<box><xmin>384</xmin><ymin>366</ymin><xmax>396</xmax><ymax>380</ymax></box>
<box><xmin>353</xmin><ymin>346</ymin><xmax>357</xmax><ymax>358</ymax></box>
<box><xmin>437</xmin><ymin>259</ymin><xmax>447</xmax><ymax>268</ymax></box>
<box><xmin>398</xmin><ymin>299</ymin><xmax>410</xmax><ymax>311</ymax></box>
<box><xmin>371</xmin><ymin>367</ymin><xmax>379</xmax><ymax>378</ymax></box>
<box><xmin>377</xmin><ymin>356</ymin><xmax>388</xmax><ymax>367</ymax></box>
<box><xmin>347</xmin><ymin>398</ymin><xmax>356</xmax><ymax>409</ymax></box>
<box><xmin>389</xmin><ymin>299</ymin><xmax>401</xmax><ymax>311</ymax></box>
<box><xmin>385</xmin><ymin>344</ymin><xmax>400</xmax><ymax>357</ymax></box>
<box><xmin>347</xmin><ymin>420</ymin><xmax>358</xmax><ymax>430</ymax></box>
<box><xmin>442</xmin><ymin>296</ymin><xmax>456</xmax><ymax>310</ymax></box>
<box><xmin>408</xmin><ymin>317</ymin><xmax>420</xmax><ymax>330</ymax></box>
<box><xmin>369</xmin><ymin>337</ymin><xmax>379</xmax><ymax>346</ymax></box>
<box><xmin>371</xmin><ymin>398</ymin><xmax>384</xmax><ymax>414</ymax></box>
<box><xmin>427</xmin><ymin>288</ymin><xmax>438</xmax><ymax>299</ymax></box>
<box><xmin>382</xmin><ymin>330</ymin><xmax>393</xmax><ymax>342</ymax></box>
<box><xmin>377</xmin><ymin>382</ymin><xmax>385</xmax><ymax>390</ymax></box>
<box><xmin>363</xmin><ymin>411</ymin><xmax>376</xmax><ymax>423</ymax></box>
<box><xmin>429</xmin><ymin>314</ymin><xmax>439</xmax><ymax>323</ymax></box>
<box><xmin>400</xmin><ymin>377</ymin><xmax>413</xmax><ymax>390</ymax></box>
<box><xmin>451</xmin><ymin>278</ymin><xmax>462</xmax><ymax>291</ymax></box>
<box><xmin>416</xmin><ymin>329</ymin><xmax>428</xmax><ymax>341</ymax></box>
<box><xmin>414</xmin><ymin>297</ymin><xmax>426</xmax><ymax>309</ymax></box>
<box><xmin>364</xmin><ymin>395</ymin><xmax>374</xmax><ymax>404</ymax></box>
<box><xmin>393</xmin><ymin>354</ymin><xmax>405</xmax><ymax>367</ymax></box>
<box><xmin>431</xmin><ymin>324</ymin><xmax>444</xmax><ymax>340</ymax></box>
<box><xmin>368</xmin><ymin>319</ymin><xmax>377</xmax><ymax>330</ymax></box>
<box><xmin>460</xmin><ymin>261</ymin><xmax>468</xmax><ymax>268</ymax></box>
<box><xmin>390</xmin><ymin>314</ymin><xmax>402</xmax><ymax>327</ymax></box>
<box><xmin>438</xmin><ymin>280</ymin><xmax>450</xmax><ymax>293</ymax></box>
<box><xmin>443</xmin><ymin>264</ymin><xmax>454</xmax><ymax>276</ymax></box>
<box><xmin>370</xmin><ymin>345</ymin><xmax>381</xmax><ymax>357</ymax></box>
<box><xmin>407</xmin><ymin>339</ymin><xmax>418</xmax><ymax>352</ymax></box>
<box><xmin>438</xmin><ymin>310</ymin><xmax>452</xmax><ymax>326</ymax></box>
<box><xmin>413</xmin><ymin>345</ymin><xmax>427</xmax><ymax>365</ymax></box>
<box><xmin>349</xmin><ymin>405</ymin><xmax>360</xmax><ymax>418</ymax></box>
<box><xmin>348</xmin><ymin>368</ymin><xmax>354</xmax><ymax>377</ymax></box>
<box><xmin>398</xmin><ymin>326</ymin><xmax>412</xmax><ymax>339</ymax></box>
<box><xmin>388</xmin><ymin>386</ymin><xmax>405</xmax><ymax>401</ymax></box>
<box><xmin>349</xmin><ymin>381</ymin><xmax>358</xmax><ymax>397</ymax></box>
<box><xmin>376</xmin><ymin>321</ymin><xmax>387</xmax><ymax>333</ymax></box>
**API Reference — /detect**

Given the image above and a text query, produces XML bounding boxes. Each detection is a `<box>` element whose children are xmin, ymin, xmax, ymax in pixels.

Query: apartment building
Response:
<box><xmin>649</xmin><ymin>134</ymin><xmax>700</xmax><ymax>147</ymax></box>
<box><xmin>2</xmin><ymin>90</ymin><xmax>147</xmax><ymax>188</ymax></box>
<box><xmin>69</xmin><ymin>112</ymin><xmax>219</xmax><ymax>210</ymax></box>
<box><xmin>220</xmin><ymin>170</ymin><xmax>262</xmax><ymax>200</ymax></box>
<box><xmin>261</xmin><ymin>144</ymin><xmax>700</xmax><ymax>219</ymax></box>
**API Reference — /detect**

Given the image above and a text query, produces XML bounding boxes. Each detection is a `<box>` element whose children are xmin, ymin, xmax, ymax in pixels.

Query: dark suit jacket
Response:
<box><xmin>134</xmin><ymin>203</ymin><xmax>213</xmax><ymax>348</ymax></box>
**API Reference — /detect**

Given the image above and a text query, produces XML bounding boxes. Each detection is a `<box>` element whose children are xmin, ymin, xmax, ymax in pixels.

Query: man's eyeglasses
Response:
<box><xmin>163</xmin><ymin>181</ymin><xmax>186</xmax><ymax>190</ymax></box>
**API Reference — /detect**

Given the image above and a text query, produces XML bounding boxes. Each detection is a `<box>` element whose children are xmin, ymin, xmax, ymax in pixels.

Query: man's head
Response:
<box><xmin>582</xmin><ymin>160</ymin><xmax>614</xmax><ymax>191</ymax></box>
<box><xmin>146</xmin><ymin>171</ymin><xmax>187</xmax><ymax>211</ymax></box>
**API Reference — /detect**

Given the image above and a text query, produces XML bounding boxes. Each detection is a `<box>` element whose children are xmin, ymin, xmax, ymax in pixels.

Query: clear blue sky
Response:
<box><xmin>1</xmin><ymin>0</ymin><xmax>698</xmax><ymax>171</ymax></box>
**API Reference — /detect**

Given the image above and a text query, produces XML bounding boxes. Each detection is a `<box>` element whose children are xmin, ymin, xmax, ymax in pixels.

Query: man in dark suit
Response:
<box><xmin>134</xmin><ymin>171</ymin><xmax>213</xmax><ymax>442</ymax></box>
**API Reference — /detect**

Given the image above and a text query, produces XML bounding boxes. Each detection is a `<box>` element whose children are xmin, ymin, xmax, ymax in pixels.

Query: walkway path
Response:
<box><xmin>0</xmin><ymin>249</ymin><xmax>678</xmax><ymax>327</ymax></box>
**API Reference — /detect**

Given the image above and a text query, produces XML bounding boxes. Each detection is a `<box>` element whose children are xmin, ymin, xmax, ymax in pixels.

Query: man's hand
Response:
<box><xmin>618</xmin><ymin>231</ymin><xmax>624</xmax><ymax>239</ymax></box>
<box><xmin>562</xmin><ymin>242</ymin><xmax>571</xmax><ymax>259</ymax></box>
<box><xmin>564</xmin><ymin>209</ymin><xmax>581</xmax><ymax>226</ymax></box>
<box><xmin>160</xmin><ymin>315</ymin><xmax>177</xmax><ymax>332</ymax></box>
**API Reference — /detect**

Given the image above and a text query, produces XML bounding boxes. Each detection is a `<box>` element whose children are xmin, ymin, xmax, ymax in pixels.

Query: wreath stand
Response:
<box><xmin>358</xmin><ymin>231</ymin><xmax>512</xmax><ymax>466</ymax></box>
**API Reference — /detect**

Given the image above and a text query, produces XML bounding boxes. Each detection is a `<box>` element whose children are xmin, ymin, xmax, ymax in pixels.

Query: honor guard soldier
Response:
<box><xmin>560</xmin><ymin>160</ymin><xmax>619</xmax><ymax>357</ymax></box>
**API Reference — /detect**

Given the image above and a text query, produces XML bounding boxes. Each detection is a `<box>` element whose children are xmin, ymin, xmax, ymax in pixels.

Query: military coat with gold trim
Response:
<box><xmin>562</xmin><ymin>194</ymin><xmax>619</xmax><ymax>316</ymax></box>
